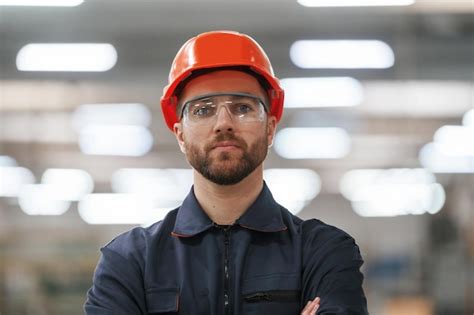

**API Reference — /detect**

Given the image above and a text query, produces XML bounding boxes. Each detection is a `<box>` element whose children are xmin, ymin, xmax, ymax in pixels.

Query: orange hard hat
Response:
<box><xmin>160</xmin><ymin>30</ymin><xmax>285</xmax><ymax>131</ymax></box>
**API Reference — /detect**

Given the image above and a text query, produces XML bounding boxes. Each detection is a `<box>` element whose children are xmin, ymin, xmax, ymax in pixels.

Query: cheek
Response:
<box><xmin>182</xmin><ymin>132</ymin><xmax>206</xmax><ymax>151</ymax></box>
<box><xmin>247</xmin><ymin>128</ymin><xmax>268</xmax><ymax>148</ymax></box>
<box><xmin>184</xmin><ymin>131</ymin><xmax>205</xmax><ymax>143</ymax></box>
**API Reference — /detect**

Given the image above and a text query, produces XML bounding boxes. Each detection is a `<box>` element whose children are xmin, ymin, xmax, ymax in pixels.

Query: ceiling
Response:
<box><xmin>1</xmin><ymin>0</ymin><xmax>473</xmax><ymax>82</ymax></box>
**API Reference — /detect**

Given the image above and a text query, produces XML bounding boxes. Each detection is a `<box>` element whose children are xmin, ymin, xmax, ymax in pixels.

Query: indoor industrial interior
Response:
<box><xmin>0</xmin><ymin>0</ymin><xmax>473</xmax><ymax>314</ymax></box>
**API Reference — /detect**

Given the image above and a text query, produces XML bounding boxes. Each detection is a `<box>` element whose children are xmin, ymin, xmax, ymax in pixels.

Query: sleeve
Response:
<box><xmin>84</xmin><ymin>241</ymin><xmax>147</xmax><ymax>315</ymax></box>
<box><xmin>301</xmin><ymin>220</ymin><xmax>368</xmax><ymax>314</ymax></box>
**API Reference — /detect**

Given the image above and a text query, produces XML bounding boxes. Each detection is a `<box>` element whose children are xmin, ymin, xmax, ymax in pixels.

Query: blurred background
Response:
<box><xmin>0</xmin><ymin>0</ymin><xmax>473</xmax><ymax>314</ymax></box>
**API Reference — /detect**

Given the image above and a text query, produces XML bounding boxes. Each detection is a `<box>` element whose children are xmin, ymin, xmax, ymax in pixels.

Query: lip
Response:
<box><xmin>212</xmin><ymin>141</ymin><xmax>241</xmax><ymax>149</ymax></box>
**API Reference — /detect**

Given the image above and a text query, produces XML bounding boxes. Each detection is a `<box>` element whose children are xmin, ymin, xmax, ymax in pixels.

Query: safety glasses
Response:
<box><xmin>180</xmin><ymin>93</ymin><xmax>268</xmax><ymax>126</ymax></box>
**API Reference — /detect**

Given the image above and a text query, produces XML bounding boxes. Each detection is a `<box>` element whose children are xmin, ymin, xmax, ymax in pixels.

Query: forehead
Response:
<box><xmin>179</xmin><ymin>70</ymin><xmax>267</xmax><ymax>104</ymax></box>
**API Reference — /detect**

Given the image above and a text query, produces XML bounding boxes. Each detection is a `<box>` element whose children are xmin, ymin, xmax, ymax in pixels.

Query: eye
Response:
<box><xmin>235</xmin><ymin>103</ymin><xmax>254</xmax><ymax>114</ymax></box>
<box><xmin>192</xmin><ymin>104</ymin><xmax>213</xmax><ymax>117</ymax></box>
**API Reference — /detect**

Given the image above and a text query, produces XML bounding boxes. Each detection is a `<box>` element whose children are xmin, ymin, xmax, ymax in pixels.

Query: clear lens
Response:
<box><xmin>182</xmin><ymin>93</ymin><xmax>266</xmax><ymax>125</ymax></box>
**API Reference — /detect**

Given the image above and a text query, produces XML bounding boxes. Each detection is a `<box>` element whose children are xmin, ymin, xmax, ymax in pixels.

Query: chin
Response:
<box><xmin>209</xmin><ymin>161</ymin><xmax>240</xmax><ymax>173</ymax></box>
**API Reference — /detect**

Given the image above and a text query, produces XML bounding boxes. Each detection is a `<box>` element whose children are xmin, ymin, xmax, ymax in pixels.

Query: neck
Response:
<box><xmin>193</xmin><ymin>166</ymin><xmax>264</xmax><ymax>225</ymax></box>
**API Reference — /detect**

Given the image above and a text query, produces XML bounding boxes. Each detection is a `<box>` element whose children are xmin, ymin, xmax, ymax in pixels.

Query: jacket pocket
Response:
<box><xmin>241</xmin><ymin>273</ymin><xmax>301</xmax><ymax>314</ymax></box>
<box><xmin>145</xmin><ymin>287</ymin><xmax>179</xmax><ymax>314</ymax></box>
<box><xmin>243</xmin><ymin>290</ymin><xmax>300</xmax><ymax>303</ymax></box>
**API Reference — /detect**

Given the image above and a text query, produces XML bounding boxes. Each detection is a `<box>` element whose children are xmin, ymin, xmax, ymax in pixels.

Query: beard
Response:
<box><xmin>184</xmin><ymin>132</ymin><xmax>268</xmax><ymax>185</ymax></box>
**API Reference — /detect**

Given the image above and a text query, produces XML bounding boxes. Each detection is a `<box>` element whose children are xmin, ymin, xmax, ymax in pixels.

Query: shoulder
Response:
<box><xmin>102</xmin><ymin>209</ymin><xmax>179</xmax><ymax>259</ymax></box>
<box><xmin>300</xmin><ymin>218</ymin><xmax>363</xmax><ymax>268</ymax></box>
<box><xmin>279</xmin><ymin>207</ymin><xmax>352</xmax><ymax>242</ymax></box>
<box><xmin>301</xmin><ymin>218</ymin><xmax>355</xmax><ymax>243</ymax></box>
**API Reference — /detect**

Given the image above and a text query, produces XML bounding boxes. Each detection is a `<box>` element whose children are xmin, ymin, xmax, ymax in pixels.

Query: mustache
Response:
<box><xmin>205</xmin><ymin>134</ymin><xmax>247</xmax><ymax>151</ymax></box>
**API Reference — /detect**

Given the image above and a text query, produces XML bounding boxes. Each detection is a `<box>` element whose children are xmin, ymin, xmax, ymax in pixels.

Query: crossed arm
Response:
<box><xmin>300</xmin><ymin>220</ymin><xmax>369</xmax><ymax>314</ymax></box>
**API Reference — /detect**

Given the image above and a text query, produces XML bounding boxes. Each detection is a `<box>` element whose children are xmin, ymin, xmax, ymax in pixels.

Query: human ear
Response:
<box><xmin>266</xmin><ymin>115</ymin><xmax>277</xmax><ymax>148</ymax></box>
<box><xmin>173</xmin><ymin>122</ymin><xmax>186</xmax><ymax>154</ymax></box>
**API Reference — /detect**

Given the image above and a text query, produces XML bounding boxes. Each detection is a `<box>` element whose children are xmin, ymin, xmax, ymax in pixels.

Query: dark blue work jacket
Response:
<box><xmin>85</xmin><ymin>183</ymin><xmax>368</xmax><ymax>314</ymax></box>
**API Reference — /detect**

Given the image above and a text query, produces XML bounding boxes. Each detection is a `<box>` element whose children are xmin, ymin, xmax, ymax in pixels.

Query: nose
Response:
<box><xmin>213</xmin><ymin>104</ymin><xmax>235</xmax><ymax>133</ymax></box>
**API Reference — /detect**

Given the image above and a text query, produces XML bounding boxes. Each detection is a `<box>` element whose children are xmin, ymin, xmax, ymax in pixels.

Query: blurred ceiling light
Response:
<box><xmin>41</xmin><ymin>168</ymin><xmax>94</xmax><ymax>201</ymax></box>
<box><xmin>16</xmin><ymin>43</ymin><xmax>117</xmax><ymax>72</ymax></box>
<box><xmin>0</xmin><ymin>0</ymin><xmax>83</xmax><ymax>6</ymax></box>
<box><xmin>274</xmin><ymin>127</ymin><xmax>351</xmax><ymax>159</ymax></box>
<box><xmin>290</xmin><ymin>40</ymin><xmax>394</xmax><ymax>69</ymax></box>
<box><xmin>112</xmin><ymin>168</ymin><xmax>192</xmax><ymax>201</ymax></box>
<box><xmin>361</xmin><ymin>81</ymin><xmax>473</xmax><ymax>117</ymax></box>
<box><xmin>297</xmin><ymin>0</ymin><xmax>414</xmax><ymax>7</ymax></box>
<box><xmin>433</xmin><ymin>125</ymin><xmax>474</xmax><ymax>157</ymax></box>
<box><xmin>351</xmin><ymin>183</ymin><xmax>445</xmax><ymax>217</ymax></box>
<box><xmin>72</xmin><ymin>103</ymin><xmax>151</xmax><ymax>131</ymax></box>
<box><xmin>78</xmin><ymin>193</ymin><xmax>170</xmax><ymax>225</ymax></box>
<box><xmin>0</xmin><ymin>166</ymin><xmax>35</xmax><ymax>197</ymax></box>
<box><xmin>264</xmin><ymin>168</ymin><xmax>321</xmax><ymax>214</ymax></box>
<box><xmin>340</xmin><ymin>168</ymin><xmax>436</xmax><ymax>200</ymax></box>
<box><xmin>340</xmin><ymin>168</ymin><xmax>445</xmax><ymax>217</ymax></box>
<box><xmin>0</xmin><ymin>155</ymin><xmax>17</xmax><ymax>167</ymax></box>
<box><xmin>419</xmin><ymin>142</ymin><xmax>474</xmax><ymax>174</ymax></box>
<box><xmin>281</xmin><ymin>77</ymin><xmax>364</xmax><ymax>108</ymax></box>
<box><xmin>18</xmin><ymin>184</ymin><xmax>71</xmax><ymax>215</ymax></box>
<box><xmin>463</xmin><ymin>109</ymin><xmax>473</xmax><ymax>127</ymax></box>
<box><xmin>78</xmin><ymin>125</ymin><xmax>153</xmax><ymax>156</ymax></box>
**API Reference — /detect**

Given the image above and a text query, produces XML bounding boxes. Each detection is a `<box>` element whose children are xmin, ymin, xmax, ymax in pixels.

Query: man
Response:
<box><xmin>85</xmin><ymin>31</ymin><xmax>368</xmax><ymax>314</ymax></box>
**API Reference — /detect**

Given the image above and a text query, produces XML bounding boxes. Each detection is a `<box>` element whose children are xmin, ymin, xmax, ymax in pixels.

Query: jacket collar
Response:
<box><xmin>171</xmin><ymin>182</ymin><xmax>287</xmax><ymax>238</ymax></box>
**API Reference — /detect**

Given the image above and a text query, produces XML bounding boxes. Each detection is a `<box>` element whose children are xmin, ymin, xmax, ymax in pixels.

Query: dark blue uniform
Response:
<box><xmin>85</xmin><ymin>183</ymin><xmax>368</xmax><ymax>314</ymax></box>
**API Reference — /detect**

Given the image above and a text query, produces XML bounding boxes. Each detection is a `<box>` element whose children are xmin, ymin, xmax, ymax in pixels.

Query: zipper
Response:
<box><xmin>215</xmin><ymin>224</ymin><xmax>232</xmax><ymax>315</ymax></box>
<box><xmin>243</xmin><ymin>290</ymin><xmax>300</xmax><ymax>303</ymax></box>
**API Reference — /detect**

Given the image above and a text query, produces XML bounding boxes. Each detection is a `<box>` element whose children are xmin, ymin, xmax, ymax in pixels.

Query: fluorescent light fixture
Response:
<box><xmin>340</xmin><ymin>168</ymin><xmax>436</xmax><ymax>201</ymax></box>
<box><xmin>72</xmin><ymin>103</ymin><xmax>151</xmax><ymax>131</ymax></box>
<box><xmin>340</xmin><ymin>168</ymin><xmax>445</xmax><ymax>217</ymax></box>
<box><xmin>0</xmin><ymin>0</ymin><xmax>83</xmax><ymax>6</ymax></box>
<box><xmin>16</xmin><ymin>43</ymin><xmax>117</xmax><ymax>72</ymax></box>
<box><xmin>290</xmin><ymin>40</ymin><xmax>394</xmax><ymax>69</ymax></box>
<box><xmin>361</xmin><ymin>81</ymin><xmax>473</xmax><ymax>117</ymax></box>
<box><xmin>18</xmin><ymin>184</ymin><xmax>71</xmax><ymax>215</ymax></box>
<box><xmin>419</xmin><ymin>142</ymin><xmax>474</xmax><ymax>174</ymax></box>
<box><xmin>78</xmin><ymin>125</ymin><xmax>153</xmax><ymax>156</ymax></box>
<box><xmin>297</xmin><ymin>0</ymin><xmax>415</xmax><ymax>7</ymax></box>
<box><xmin>0</xmin><ymin>166</ymin><xmax>35</xmax><ymax>197</ymax></box>
<box><xmin>463</xmin><ymin>109</ymin><xmax>473</xmax><ymax>127</ymax></box>
<box><xmin>281</xmin><ymin>77</ymin><xmax>364</xmax><ymax>108</ymax></box>
<box><xmin>264</xmin><ymin>168</ymin><xmax>321</xmax><ymax>214</ymax></box>
<box><xmin>78</xmin><ymin>193</ymin><xmax>171</xmax><ymax>225</ymax></box>
<box><xmin>351</xmin><ymin>183</ymin><xmax>445</xmax><ymax>217</ymax></box>
<box><xmin>41</xmin><ymin>168</ymin><xmax>94</xmax><ymax>201</ymax></box>
<box><xmin>112</xmin><ymin>168</ymin><xmax>192</xmax><ymax>201</ymax></box>
<box><xmin>0</xmin><ymin>155</ymin><xmax>17</xmax><ymax>167</ymax></box>
<box><xmin>433</xmin><ymin>125</ymin><xmax>474</xmax><ymax>157</ymax></box>
<box><xmin>274</xmin><ymin>127</ymin><xmax>351</xmax><ymax>159</ymax></box>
